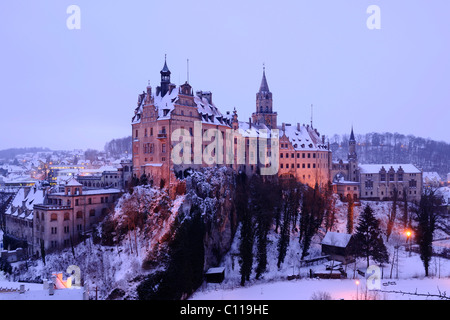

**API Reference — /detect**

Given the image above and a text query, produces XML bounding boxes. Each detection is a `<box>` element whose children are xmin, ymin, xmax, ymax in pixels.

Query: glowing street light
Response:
<box><xmin>355</xmin><ymin>280</ymin><xmax>360</xmax><ymax>300</ymax></box>
<box><xmin>405</xmin><ymin>229</ymin><xmax>413</xmax><ymax>256</ymax></box>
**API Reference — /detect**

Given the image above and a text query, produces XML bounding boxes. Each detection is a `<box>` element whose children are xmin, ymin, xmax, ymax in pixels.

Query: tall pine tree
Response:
<box><xmin>413</xmin><ymin>188</ymin><xmax>444</xmax><ymax>277</ymax></box>
<box><xmin>353</xmin><ymin>204</ymin><xmax>389</xmax><ymax>267</ymax></box>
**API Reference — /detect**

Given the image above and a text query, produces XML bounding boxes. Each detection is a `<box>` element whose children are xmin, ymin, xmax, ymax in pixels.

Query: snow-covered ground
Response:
<box><xmin>191</xmin><ymin>277</ymin><xmax>450</xmax><ymax>300</ymax></box>
<box><xmin>191</xmin><ymin>199</ymin><xmax>450</xmax><ymax>300</ymax></box>
<box><xmin>0</xmin><ymin>275</ymin><xmax>84</xmax><ymax>300</ymax></box>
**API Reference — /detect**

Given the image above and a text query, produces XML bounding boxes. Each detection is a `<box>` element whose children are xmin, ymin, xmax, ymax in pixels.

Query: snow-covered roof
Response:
<box><xmin>279</xmin><ymin>124</ymin><xmax>328</xmax><ymax>151</ymax></box>
<box><xmin>65</xmin><ymin>177</ymin><xmax>82</xmax><ymax>187</ymax></box>
<box><xmin>132</xmin><ymin>85</ymin><xmax>232</xmax><ymax>127</ymax></box>
<box><xmin>423</xmin><ymin>172</ymin><xmax>441</xmax><ymax>182</ymax></box>
<box><xmin>206</xmin><ymin>267</ymin><xmax>225</xmax><ymax>274</ymax></box>
<box><xmin>321</xmin><ymin>232</ymin><xmax>352</xmax><ymax>248</ymax></box>
<box><xmin>4</xmin><ymin>187</ymin><xmax>45</xmax><ymax>217</ymax></box>
<box><xmin>359</xmin><ymin>164</ymin><xmax>421</xmax><ymax>174</ymax></box>
<box><xmin>237</xmin><ymin>121</ymin><xmax>273</xmax><ymax>139</ymax></box>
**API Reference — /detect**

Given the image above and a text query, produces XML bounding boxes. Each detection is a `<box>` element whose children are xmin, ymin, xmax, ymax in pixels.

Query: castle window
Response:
<box><xmin>302</xmin><ymin>164</ymin><xmax>305</xmax><ymax>168</ymax></box>
<box><xmin>297</xmin><ymin>164</ymin><xmax>300</xmax><ymax>168</ymax></box>
<box><xmin>281</xmin><ymin>164</ymin><xmax>284</xmax><ymax>169</ymax></box>
<box><xmin>313</xmin><ymin>153</ymin><xmax>316</xmax><ymax>158</ymax></box>
<box><xmin>76</xmin><ymin>211</ymin><xmax>82</xmax><ymax>219</ymax></box>
<box><xmin>89</xmin><ymin>209</ymin><xmax>95</xmax><ymax>217</ymax></box>
<box><xmin>135</xmin><ymin>130</ymin><xmax>138</xmax><ymax>138</ymax></box>
<box><xmin>297</xmin><ymin>153</ymin><xmax>300</xmax><ymax>158</ymax></box>
<box><xmin>291</xmin><ymin>153</ymin><xmax>294</xmax><ymax>158</ymax></box>
<box><xmin>150</xmin><ymin>128</ymin><xmax>153</xmax><ymax>136</ymax></box>
<box><xmin>313</xmin><ymin>164</ymin><xmax>316</xmax><ymax>168</ymax></box>
<box><xmin>280</xmin><ymin>153</ymin><xmax>283</xmax><ymax>158</ymax></box>
<box><xmin>307</xmin><ymin>164</ymin><xmax>311</xmax><ymax>168</ymax></box>
<box><xmin>144</xmin><ymin>129</ymin><xmax>148</xmax><ymax>137</ymax></box>
<box><xmin>50</xmin><ymin>213</ymin><xmax>57</xmax><ymax>222</ymax></box>
<box><xmin>162</xmin><ymin>143</ymin><xmax>166</xmax><ymax>153</ymax></box>
<box><xmin>389</xmin><ymin>174</ymin><xmax>395</xmax><ymax>182</ymax></box>
<box><xmin>64</xmin><ymin>212</ymin><xmax>70</xmax><ymax>221</ymax></box>
<box><xmin>308</xmin><ymin>153</ymin><xmax>311</xmax><ymax>158</ymax></box>
<box><xmin>302</xmin><ymin>153</ymin><xmax>305</xmax><ymax>158</ymax></box>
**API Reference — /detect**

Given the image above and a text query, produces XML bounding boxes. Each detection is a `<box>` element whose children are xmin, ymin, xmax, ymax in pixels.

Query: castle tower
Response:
<box><xmin>159</xmin><ymin>55</ymin><xmax>171</xmax><ymax>97</ymax></box>
<box><xmin>348</xmin><ymin>126</ymin><xmax>358</xmax><ymax>181</ymax></box>
<box><xmin>251</xmin><ymin>66</ymin><xmax>277</xmax><ymax>129</ymax></box>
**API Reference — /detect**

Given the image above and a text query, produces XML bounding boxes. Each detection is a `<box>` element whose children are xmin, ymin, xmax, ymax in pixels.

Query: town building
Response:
<box><xmin>2</xmin><ymin>179</ymin><xmax>121</xmax><ymax>257</ymax></box>
<box><xmin>2</xmin><ymin>187</ymin><xmax>45</xmax><ymax>256</ymax></box>
<box><xmin>48</xmin><ymin>164</ymin><xmax>86</xmax><ymax>186</ymax></box>
<box><xmin>33</xmin><ymin>178</ymin><xmax>121</xmax><ymax>255</ymax></box>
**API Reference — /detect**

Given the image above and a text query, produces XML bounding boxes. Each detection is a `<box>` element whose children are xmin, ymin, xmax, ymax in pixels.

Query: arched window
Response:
<box><xmin>50</xmin><ymin>213</ymin><xmax>57</xmax><ymax>221</ymax></box>
<box><xmin>89</xmin><ymin>209</ymin><xmax>95</xmax><ymax>217</ymax></box>
<box><xmin>76</xmin><ymin>211</ymin><xmax>83</xmax><ymax>219</ymax></box>
<box><xmin>64</xmin><ymin>212</ymin><xmax>70</xmax><ymax>221</ymax></box>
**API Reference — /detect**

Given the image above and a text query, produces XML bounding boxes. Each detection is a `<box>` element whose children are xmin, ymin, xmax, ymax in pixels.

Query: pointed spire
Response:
<box><xmin>259</xmin><ymin>64</ymin><xmax>270</xmax><ymax>93</ymax></box>
<box><xmin>161</xmin><ymin>54</ymin><xmax>170</xmax><ymax>73</ymax></box>
<box><xmin>350</xmin><ymin>126</ymin><xmax>355</xmax><ymax>141</ymax></box>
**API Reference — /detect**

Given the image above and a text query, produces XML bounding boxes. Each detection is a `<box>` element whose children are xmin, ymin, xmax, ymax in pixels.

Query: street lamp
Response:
<box><xmin>355</xmin><ymin>280</ymin><xmax>360</xmax><ymax>300</ymax></box>
<box><xmin>405</xmin><ymin>229</ymin><xmax>412</xmax><ymax>257</ymax></box>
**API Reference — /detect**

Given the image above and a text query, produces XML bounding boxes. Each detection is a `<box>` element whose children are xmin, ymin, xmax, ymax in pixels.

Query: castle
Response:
<box><xmin>131</xmin><ymin>58</ymin><xmax>331</xmax><ymax>188</ymax></box>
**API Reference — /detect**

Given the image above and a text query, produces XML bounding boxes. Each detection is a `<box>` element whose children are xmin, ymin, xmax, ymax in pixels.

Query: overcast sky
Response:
<box><xmin>0</xmin><ymin>0</ymin><xmax>449</xmax><ymax>150</ymax></box>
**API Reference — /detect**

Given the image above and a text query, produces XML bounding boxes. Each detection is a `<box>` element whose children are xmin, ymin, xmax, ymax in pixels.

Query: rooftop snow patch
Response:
<box><xmin>359</xmin><ymin>164</ymin><xmax>421</xmax><ymax>174</ymax></box>
<box><xmin>321</xmin><ymin>232</ymin><xmax>352</xmax><ymax>248</ymax></box>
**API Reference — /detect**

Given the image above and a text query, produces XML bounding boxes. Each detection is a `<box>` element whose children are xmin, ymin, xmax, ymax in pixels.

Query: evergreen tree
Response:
<box><xmin>251</xmin><ymin>176</ymin><xmax>278</xmax><ymax>279</ymax></box>
<box><xmin>299</xmin><ymin>183</ymin><xmax>325</xmax><ymax>259</ymax></box>
<box><xmin>413</xmin><ymin>188</ymin><xmax>444</xmax><ymax>277</ymax></box>
<box><xmin>277</xmin><ymin>178</ymin><xmax>301</xmax><ymax>268</ymax></box>
<box><xmin>401</xmin><ymin>188</ymin><xmax>409</xmax><ymax>229</ymax></box>
<box><xmin>324</xmin><ymin>181</ymin><xmax>336</xmax><ymax>232</ymax></box>
<box><xmin>353</xmin><ymin>204</ymin><xmax>389</xmax><ymax>267</ymax></box>
<box><xmin>236</xmin><ymin>173</ymin><xmax>253</xmax><ymax>286</ymax></box>
<box><xmin>346</xmin><ymin>196</ymin><xmax>354</xmax><ymax>234</ymax></box>
<box><xmin>386</xmin><ymin>187</ymin><xmax>398</xmax><ymax>241</ymax></box>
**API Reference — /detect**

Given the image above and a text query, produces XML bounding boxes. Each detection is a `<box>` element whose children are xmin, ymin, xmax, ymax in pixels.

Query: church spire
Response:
<box><xmin>350</xmin><ymin>126</ymin><xmax>355</xmax><ymax>141</ymax></box>
<box><xmin>259</xmin><ymin>64</ymin><xmax>270</xmax><ymax>93</ymax></box>
<box><xmin>252</xmin><ymin>64</ymin><xmax>276</xmax><ymax>129</ymax></box>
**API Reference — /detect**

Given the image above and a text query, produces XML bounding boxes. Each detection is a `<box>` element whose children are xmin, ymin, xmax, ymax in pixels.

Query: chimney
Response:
<box><xmin>282</xmin><ymin>123</ymin><xmax>285</xmax><ymax>131</ymax></box>
<box><xmin>249</xmin><ymin>118</ymin><xmax>252</xmax><ymax>129</ymax></box>
<box><xmin>297</xmin><ymin>123</ymin><xmax>300</xmax><ymax>131</ymax></box>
